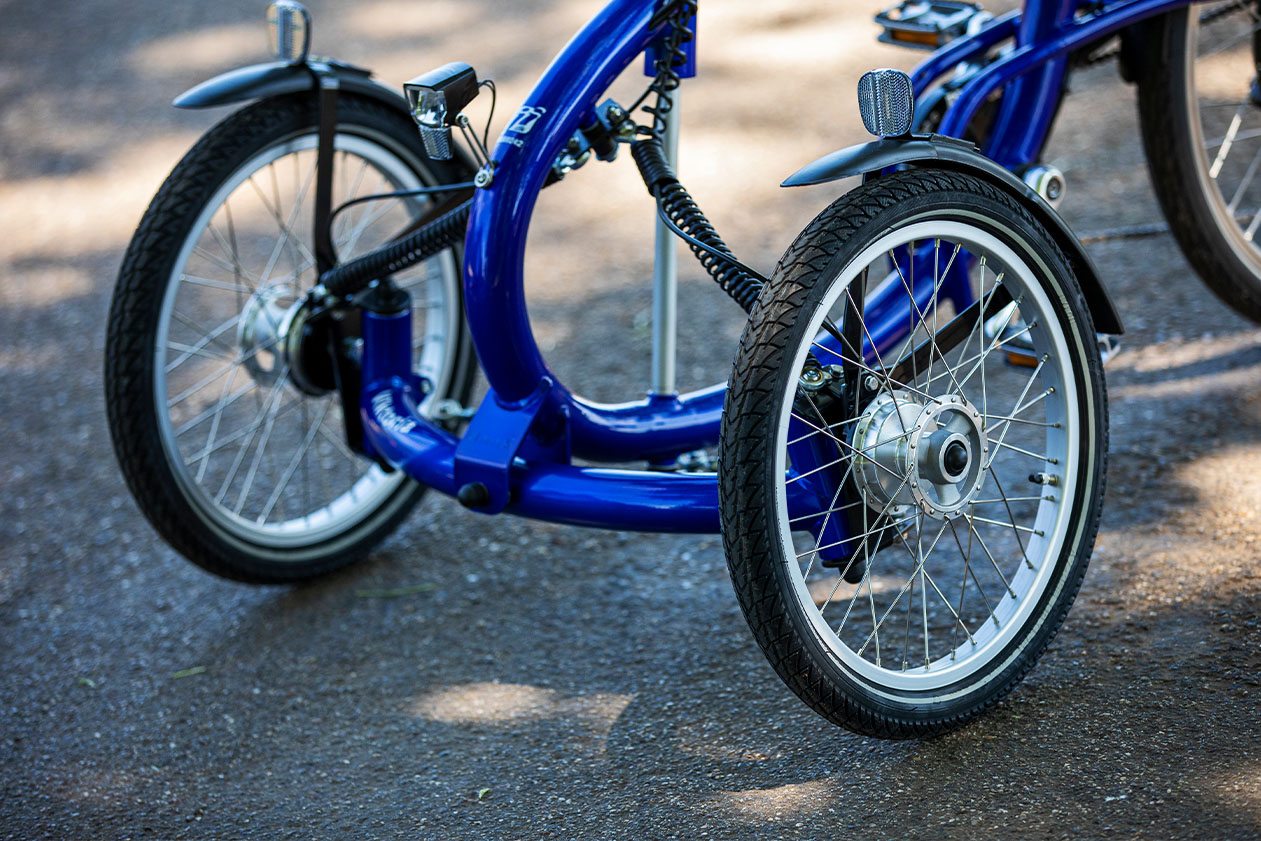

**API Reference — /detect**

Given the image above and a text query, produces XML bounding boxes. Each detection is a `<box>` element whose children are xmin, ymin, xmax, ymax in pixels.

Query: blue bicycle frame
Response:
<box><xmin>352</xmin><ymin>0</ymin><xmax>1171</xmax><ymax>536</ymax></box>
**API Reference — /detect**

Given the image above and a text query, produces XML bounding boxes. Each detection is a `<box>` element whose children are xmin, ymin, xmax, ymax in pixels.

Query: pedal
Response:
<box><xmin>875</xmin><ymin>1</ymin><xmax>986</xmax><ymax>50</ymax></box>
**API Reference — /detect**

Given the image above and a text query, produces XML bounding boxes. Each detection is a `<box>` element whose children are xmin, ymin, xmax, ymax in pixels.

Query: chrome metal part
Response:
<box><xmin>851</xmin><ymin>390</ymin><xmax>988</xmax><ymax>519</ymax></box>
<box><xmin>1022</xmin><ymin>164</ymin><xmax>1065</xmax><ymax>207</ymax></box>
<box><xmin>651</xmin><ymin>88</ymin><xmax>680</xmax><ymax>396</ymax></box>
<box><xmin>238</xmin><ymin>285</ymin><xmax>300</xmax><ymax>388</ymax></box>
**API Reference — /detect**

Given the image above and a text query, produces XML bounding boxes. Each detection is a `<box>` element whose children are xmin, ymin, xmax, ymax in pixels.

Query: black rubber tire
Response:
<box><xmin>718</xmin><ymin>169</ymin><xmax>1108</xmax><ymax>738</ymax></box>
<box><xmin>105</xmin><ymin>93</ymin><xmax>476</xmax><ymax>584</ymax></box>
<box><xmin>1136</xmin><ymin>6</ymin><xmax>1261</xmax><ymax>323</ymax></box>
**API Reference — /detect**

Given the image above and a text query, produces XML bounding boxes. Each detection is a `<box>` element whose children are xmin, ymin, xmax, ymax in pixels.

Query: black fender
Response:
<box><xmin>175</xmin><ymin>58</ymin><xmax>401</xmax><ymax>112</ymax></box>
<box><xmin>173</xmin><ymin>57</ymin><xmax>478</xmax><ymax>272</ymax></box>
<box><xmin>782</xmin><ymin>135</ymin><xmax>1124</xmax><ymax>335</ymax></box>
<box><xmin>173</xmin><ymin>58</ymin><xmax>480</xmax><ymax>175</ymax></box>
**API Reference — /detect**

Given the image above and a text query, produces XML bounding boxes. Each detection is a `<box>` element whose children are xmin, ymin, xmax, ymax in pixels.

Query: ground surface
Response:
<box><xmin>2</xmin><ymin>1</ymin><xmax>1260</xmax><ymax>838</ymax></box>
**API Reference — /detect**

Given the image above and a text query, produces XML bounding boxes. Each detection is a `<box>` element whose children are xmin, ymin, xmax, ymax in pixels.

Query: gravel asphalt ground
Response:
<box><xmin>2</xmin><ymin>1</ymin><xmax>1261</xmax><ymax>838</ymax></box>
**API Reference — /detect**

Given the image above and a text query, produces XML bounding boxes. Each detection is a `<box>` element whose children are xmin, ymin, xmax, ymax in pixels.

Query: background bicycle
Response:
<box><xmin>3</xmin><ymin>0</ymin><xmax>1261</xmax><ymax>836</ymax></box>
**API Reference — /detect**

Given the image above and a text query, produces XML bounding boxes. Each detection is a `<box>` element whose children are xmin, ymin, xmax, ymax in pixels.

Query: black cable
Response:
<box><xmin>326</xmin><ymin>182</ymin><xmax>477</xmax><ymax>237</ymax></box>
<box><xmin>638</xmin><ymin>0</ymin><xmax>697</xmax><ymax>140</ymax></box>
<box><xmin>319</xmin><ymin>198</ymin><xmax>473</xmax><ymax>298</ymax></box>
<box><xmin>625</xmin><ymin>1</ymin><xmax>768</xmax><ymax>313</ymax></box>
<box><xmin>653</xmin><ymin>202</ymin><xmax>768</xmax><ymax>284</ymax></box>
<box><xmin>480</xmin><ymin>79</ymin><xmax>497</xmax><ymax>151</ymax></box>
<box><xmin>633</xmin><ymin>138</ymin><xmax>765</xmax><ymax>313</ymax></box>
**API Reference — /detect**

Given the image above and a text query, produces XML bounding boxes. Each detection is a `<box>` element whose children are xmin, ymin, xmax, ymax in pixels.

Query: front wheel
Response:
<box><xmin>719</xmin><ymin>170</ymin><xmax>1107</xmax><ymax>737</ymax></box>
<box><xmin>105</xmin><ymin>93</ymin><xmax>476</xmax><ymax>583</ymax></box>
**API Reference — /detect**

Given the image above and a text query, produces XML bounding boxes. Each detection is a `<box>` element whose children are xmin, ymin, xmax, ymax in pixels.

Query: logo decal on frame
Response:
<box><xmin>507</xmin><ymin>106</ymin><xmax>547</xmax><ymax>135</ymax></box>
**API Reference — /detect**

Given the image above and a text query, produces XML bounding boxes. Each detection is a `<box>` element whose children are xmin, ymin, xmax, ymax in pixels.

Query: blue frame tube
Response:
<box><xmin>910</xmin><ymin>11</ymin><xmax>1021</xmax><ymax>96</ymax></box>
<box><xmin>979</xmin><ymin>0</ymin><xmax>1076</xmax><ymax>167</ymax></box>
<box><xmin>457</xmin><ymin>0</ymin><xmax>733</xmax><ymax>463</ymax></box>
<box><xmin>357</xmin><ymin>0</ymin><xmax>1199</xmax><ymax>538</ymax></box>
<box><xmin>462</xmin><ymin>1</ymin><xmax>657</xmax><ymax>399</ymax></box>
<box><xmin>360</xmin><ymin>305</ymin><xmax>822</xmax><ymax>532</ymax></box>
<box><xmin>938</xmin><ymin>0</ymin><xmax>1195</xmax><ymax>153</ymax></box>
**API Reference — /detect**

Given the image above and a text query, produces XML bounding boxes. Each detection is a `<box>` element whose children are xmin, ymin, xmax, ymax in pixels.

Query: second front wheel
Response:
<box><xmin>719</xmin><ymin>169</ymin><xmax>1107</xmax><ymax>738</ymax></box>
<box><xmin>106</xmin><ymin>93</ymin><xmax>476</xmax><ymax>583</ymax></box>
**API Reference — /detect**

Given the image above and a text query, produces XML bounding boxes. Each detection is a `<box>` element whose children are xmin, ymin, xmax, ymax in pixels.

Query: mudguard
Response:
<box><xmin>174</xmin><ymin>58</ymin><xmax>402</xmax><ymax>111</ymax></box>
<box><xmin>173</xmin><ymin>58</ymin><xmax>478</xmax><ymax>269</ymax></box>
<box><xmin>173</xmin><ymin>58</ymin><xmax>481</xmax><ymax>176</ymax></box>
<box><xmin>783</xmin><ymin>134</ymin><xmax>1124</xmax><ymax>335</ymax></box>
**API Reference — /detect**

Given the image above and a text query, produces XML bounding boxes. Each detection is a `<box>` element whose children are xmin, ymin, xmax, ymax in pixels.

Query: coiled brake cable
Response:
<box><xmin>629</xmin><ymin>0</ymin><xmax>768</xmax><ymax>313</ymax></box>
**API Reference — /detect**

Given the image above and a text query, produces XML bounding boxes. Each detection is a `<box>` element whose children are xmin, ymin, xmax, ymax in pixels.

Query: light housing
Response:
<box><xmin>404</xmin><ymin>63</ymin><xmax>480</xmax><ymax>161</ymax></box>
<box><xmin>266</xmin><ymin>0</ymin><xmax>312</xmax><ymax>64</ymax></box>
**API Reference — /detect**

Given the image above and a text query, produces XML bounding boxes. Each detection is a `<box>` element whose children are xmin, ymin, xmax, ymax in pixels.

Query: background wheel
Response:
<box><xmin>105</xmin><ymin>93</ymin><xmax>476</xmax><ymax>584</ymax></box>
<box><xmin>1137</xmin><ymin>2</ymin><xmax>1261</xmax><ymax>323</ymax></box>
<box><xmin>719</xmin><ymin>170</ymin><xmax>1107</xmax><ymax>738</ymax></box>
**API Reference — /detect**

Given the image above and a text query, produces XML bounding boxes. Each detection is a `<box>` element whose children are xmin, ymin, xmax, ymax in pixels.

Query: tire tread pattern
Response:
<box><xmin>718</xmin><ymin>169</ymin><xmax>1107</xmax><ymax>738</ymax></box>
<box><xmin>105</xmin><ymin>94</ymin><xmax>470</xmax><ymax>584</ymax></box>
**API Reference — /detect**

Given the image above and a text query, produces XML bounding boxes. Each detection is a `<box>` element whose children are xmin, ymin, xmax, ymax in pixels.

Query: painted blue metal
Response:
<box><xmin>360</xmin><ymin>307</ymin><xmax>459</xmax><ymax>494</ymax></box>
<box><xmin>645</xmin><ymin>10</ymin><xmax>698</xmax><ymax>79</ymax></box>
<box><xmin>463</xmin><ymin>0</ymin><xmax>663</xmax><ymax>408</ymax></box>
<box><xmin>909</xmin><ymin>10</ymin><xmax>1021</xmax><ymax>103</ymax></box>
<box><xmin>357</xmin><ymin>0</ymin><xmax>757</xmax><ymax>534</ymax></box>
<box><xmin>457</xmin><ymin>0</ymin><xmax>728</xmax><ymax>466</ymax></box>
<box><xmin>360</xmin><ymin>333</ymin><xmax>822</xmax><ymax>532</ymax></box>
<box><xmin>354</xmin><ymin>0</ymin><xmax>1177</xmax><ymax>538</ymax></box>
<box><xmin>937</xmin><ymin>0</ymin><xmax>1192</xmax><ymax>151</ymax></box>
<box><xmin>567</xmin><ymin>387</ymin><xmax>725</xmax><ymax>463</ymax></box>
<box><xmin>454</xmin><ymin>383</ymin><xmax>558</xmax><ymax>513</ymax></box>
<box><xmin>980</xmin><ymin>0</ymin><xmax>1076</xmax><ymax>166</ymax></box>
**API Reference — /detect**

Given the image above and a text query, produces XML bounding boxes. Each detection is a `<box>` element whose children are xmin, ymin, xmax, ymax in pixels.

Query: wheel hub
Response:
<box><xmin>850</xmin><ymin>390</ymin><xmax>988</xmax><ymax>519</ymax></box>
<box><xmin>237</xmin><ymin>285</ymin><xmax>299</xmax><ymax>388</ymax></box>
<box><xmin>237</xmin><ymin>285</ymin><xmax>339</xmax><ymax>395</ymax></box>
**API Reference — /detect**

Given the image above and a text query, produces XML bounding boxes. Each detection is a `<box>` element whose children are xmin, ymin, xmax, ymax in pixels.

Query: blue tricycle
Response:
<box><xmin>106</xmin><ymin>0</ymin><xmax>1260</xmax><ymax>736</ymax></box>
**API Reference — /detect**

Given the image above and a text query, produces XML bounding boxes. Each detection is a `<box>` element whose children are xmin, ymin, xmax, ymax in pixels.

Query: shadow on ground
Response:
<box><xmin>2</xmin><ymin>0</ymin><xmax>1261</xmax><ymax>838</ymax></box>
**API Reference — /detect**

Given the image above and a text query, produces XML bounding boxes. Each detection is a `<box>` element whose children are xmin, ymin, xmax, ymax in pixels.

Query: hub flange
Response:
<box><xmin>851</xmin><ymin>390</ymin><xmax>987</xmax><ymax>519</ymax></box>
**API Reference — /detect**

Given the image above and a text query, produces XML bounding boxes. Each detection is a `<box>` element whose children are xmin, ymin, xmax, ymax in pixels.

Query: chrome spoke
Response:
<box><xmin>854</xmin><ymin>519</ymin><xmax>949</xmax><ymax>658</ymax></box>
<box><xmin>258</xmin><ymin>398</ymin><xmax>331</xmax><ymax>523</ymax></box>
<box><xmin>232</xmin><ymin>366</ymin><xmax>292</xmax><ymax>515</ymax></box>
<box><xmin>174</xmin><ymin>382</ymin><xmax>258</xmax><ymax>437</ymax></box>
<box><xmin>166</xmin><ymin>311</ymin><xmax>240</xmax><ymax>370</ymax></box>
<box><xmin>770</xmin><ymin>213</ymin><xmax>1078</xmax><ymax>689</ymax></box>
<box><xmin>986</xmin><ymin>437</ymin><xmax>1053</xmax><ymax>463</ymax></box>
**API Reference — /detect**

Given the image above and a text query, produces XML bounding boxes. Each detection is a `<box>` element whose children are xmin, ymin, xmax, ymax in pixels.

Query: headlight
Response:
<box><xmin>404</xmin><ymin>63</ymin><xmax>480</xmax><ymax>161</ymax></box>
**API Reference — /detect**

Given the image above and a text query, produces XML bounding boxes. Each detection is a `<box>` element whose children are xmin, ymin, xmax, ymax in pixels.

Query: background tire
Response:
<box><xmin>1137</xmin><ymin>4</ymin><xmax>1261</xmax><ymax>323</ymax></box>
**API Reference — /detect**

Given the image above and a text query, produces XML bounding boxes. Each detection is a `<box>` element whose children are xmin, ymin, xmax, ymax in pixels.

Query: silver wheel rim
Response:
<box><xmin>772</xmin><ymin>219</ymin><xmax>1078</xmax><ymax>696</ymax></box>
<box><xmin>153</xmin><ymin>130</ymin><xmax>460</xmax><ymax>552</ymax></box>
<box><xmin>1184</xmin><ymin>3</ymin><xmax>1261</xmax><ymax>271</ymax></box>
